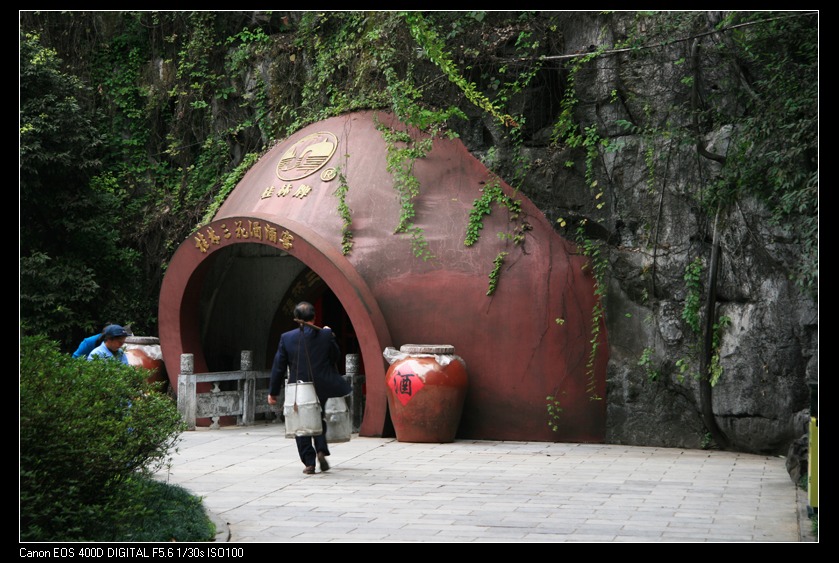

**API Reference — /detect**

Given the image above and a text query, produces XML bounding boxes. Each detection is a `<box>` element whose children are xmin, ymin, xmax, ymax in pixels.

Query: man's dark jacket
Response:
<box><xmin>269</xmin><ymin>325</ymin><xmax>351</xmax><ymax>403</ymax></box>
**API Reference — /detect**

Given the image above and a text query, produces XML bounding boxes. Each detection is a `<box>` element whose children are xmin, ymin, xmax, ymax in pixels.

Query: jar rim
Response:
<box><xmin>399</xmin><ymin>344</ymin><xmax>455</xmax><ymax>354</ymax></box>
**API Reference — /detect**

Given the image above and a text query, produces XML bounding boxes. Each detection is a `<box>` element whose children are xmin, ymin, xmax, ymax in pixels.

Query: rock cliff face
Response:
<box><xmin>448</xmin><ymin>12</ymin><xmax>817</xmax><ymax>455</ymax></box>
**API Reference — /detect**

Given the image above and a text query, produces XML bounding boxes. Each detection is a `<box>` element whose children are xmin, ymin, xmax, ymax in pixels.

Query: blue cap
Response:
<box><xmin>103</xmin><ymin>325</ymin><xmax>129</xmax><ymax>338</ymax></box>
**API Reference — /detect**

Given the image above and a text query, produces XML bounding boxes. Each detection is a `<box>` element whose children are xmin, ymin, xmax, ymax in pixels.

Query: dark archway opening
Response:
<box><xmin>261</xmin><ymin>267</ymin><xmax>391</xmax><ymax>435</ymax></box>
<box><xmin>264</xmin><ymin>267</ymin><xmax>362</xmax><ymax>376</ymax></box>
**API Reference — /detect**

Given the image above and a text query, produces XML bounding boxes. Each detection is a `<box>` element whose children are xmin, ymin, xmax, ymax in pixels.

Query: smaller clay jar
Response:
<box><xmin>384</xmin><ymin>344</ymin><xmax>467</xmax><ymax>443</ymax></box>
<box><xmin>124</xmin><ymin>336</ymin><xmax>167</xmax><ymax>386</ymax></box>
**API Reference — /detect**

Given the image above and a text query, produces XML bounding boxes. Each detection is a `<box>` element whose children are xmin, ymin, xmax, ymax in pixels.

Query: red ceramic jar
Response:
<box><xmin>384</xmin><ymin>344</ymin><xmax>467</xmax><ymax>443</ymax></box>
<box><xmin>124</xmin><ymin>336</ymin><xmax>167</xmax><ymax>387</ymax></box>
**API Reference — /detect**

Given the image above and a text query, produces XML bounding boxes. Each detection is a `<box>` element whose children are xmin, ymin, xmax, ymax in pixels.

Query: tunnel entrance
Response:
<box><xmin>196</xmin><ymin>242</ymin><xmax>360</xmax><ymax>376</ymax></box>
<box><xmin>265</xmin><ymin>267</ymin><xmax>362</xmax><ymax>376</ymax></box>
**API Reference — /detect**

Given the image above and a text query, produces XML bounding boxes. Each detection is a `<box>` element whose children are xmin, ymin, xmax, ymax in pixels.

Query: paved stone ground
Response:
<box><xmin>154</xmin><ymin>422</ymin><xmax>814</xmax><ymax>543</ymax></box>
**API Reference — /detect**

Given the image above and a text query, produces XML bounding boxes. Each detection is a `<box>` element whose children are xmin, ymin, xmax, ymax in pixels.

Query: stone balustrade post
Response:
<box><xmin>346</xmin><ymin>353</ymin><xmax>364</xmax><ymax>432</ymax></box>
<box><xmin>241</xmin><ymin>350</ymin><xmax>255</xmax><ymax>425</ymax></box>
<box><xmin>178</xmin><ymin>353</ymin><xmax>196</xmax><ymax>430</ymax></box>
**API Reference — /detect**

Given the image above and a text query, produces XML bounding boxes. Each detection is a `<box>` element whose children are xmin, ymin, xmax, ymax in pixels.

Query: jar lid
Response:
<box><xmin>399</xmin><ymin>344</ymin><xmax>455</xmax><ymax>354</ymax></box>
<box><xmin>125</xmin><ymin>336</ymin><xmax>160</xmax><ymax>345</ymax></box>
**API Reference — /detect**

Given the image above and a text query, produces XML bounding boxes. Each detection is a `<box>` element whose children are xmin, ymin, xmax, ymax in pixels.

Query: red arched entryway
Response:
<box><xmin>159</xmin><ymin>215</ymin><xmax>393</xmax><ymax>436</ymax></box>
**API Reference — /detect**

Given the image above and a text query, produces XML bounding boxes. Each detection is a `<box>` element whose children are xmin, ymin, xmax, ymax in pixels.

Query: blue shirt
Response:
<box><xmin>72</xmin><ymin>333</ymin><xmax>101</xmax><ymax>358</ymax></box>
<box><xmin>87</xmin><ymin>341</ymin><xmax>129</xmax><ymax>364</ymax></box>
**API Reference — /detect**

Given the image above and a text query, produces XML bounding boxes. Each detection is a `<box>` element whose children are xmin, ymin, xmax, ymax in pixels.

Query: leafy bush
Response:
<box><xmin>20</xmin><ymin>334</ymin><xmax>190</xmax><ymax>541</ymax></box>
<box><xmin>87</xmin><ymin>475</ymin><xmax>216</xmax><ymax>542</ymax></box>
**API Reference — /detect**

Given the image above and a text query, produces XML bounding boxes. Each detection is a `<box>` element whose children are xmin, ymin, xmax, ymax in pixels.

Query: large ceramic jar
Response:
<box><xmin>124</xmin><ymin>336</ymin><xmax>167</xmax><ymax>387</ymax></box>
<box><xmin>383</xmin><ymin>344</ymin><xmax>467</xmax><ymax>443</ymax></box>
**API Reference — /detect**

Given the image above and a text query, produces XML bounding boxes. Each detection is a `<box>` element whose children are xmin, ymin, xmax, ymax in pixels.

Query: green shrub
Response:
<box><xmin>90</xmin><ymin>475</ymin><xmax>215</xmax><ymax>542</ymax></box>
<box><xmin>20</xmin><ymin>334</ymin><xmax>188</xmax><ymax>541</ymax></box>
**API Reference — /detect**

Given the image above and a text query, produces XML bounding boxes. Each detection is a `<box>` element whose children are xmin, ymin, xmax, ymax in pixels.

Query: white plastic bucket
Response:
<box><xmin>284</xmin><ymin>381</ymin><xmax>322</xmax><ymax>438</ymax></box>
<box><xmin>325</xmin><ymin>396</ymin><xmax>352</xmax><ymax>443</ymax></box>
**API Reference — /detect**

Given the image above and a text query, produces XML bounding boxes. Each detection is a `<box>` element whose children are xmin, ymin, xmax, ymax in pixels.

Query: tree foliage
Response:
<box><xmin>19</xmin><ymin>15</ymin><xmax>268</xmax><ymax>347</ymax></box>
<box><xmin>20</xmin><ymin>31</ymin><xmax>123</xmax><ymax>342</ymax></box>
<box><xmin>712</xmin><ymin>12</ymin><xmax>818</xmax><ymax>295</ymax></box>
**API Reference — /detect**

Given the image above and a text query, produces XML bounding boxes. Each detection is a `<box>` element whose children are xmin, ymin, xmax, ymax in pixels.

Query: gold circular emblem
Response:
<box><xmin>320</xmin><ymin>168</ymin><xmax>337</xmax><ymax>182</ymax></box>
<box><xmin>275</xmin><ymin>132</ymin><xmax>338</xmax><ymax>181</ymax></box>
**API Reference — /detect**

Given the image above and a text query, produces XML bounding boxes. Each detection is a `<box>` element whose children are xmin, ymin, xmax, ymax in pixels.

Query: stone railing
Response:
<box><xmin>177</xmin><ymin>350</ymin><xmax>276</xmax><ymax>430</ymax></box>
<box><xmin>177</xmin><ymin>351</ymin><xmax>365</xmax><ymax>432</ymax></box>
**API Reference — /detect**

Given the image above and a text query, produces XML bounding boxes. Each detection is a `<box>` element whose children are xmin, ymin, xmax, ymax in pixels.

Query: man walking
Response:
<box><xmin>267</xmin><ymin>302</ymin><xmax>351</xmax><ymax>474</ymax></box>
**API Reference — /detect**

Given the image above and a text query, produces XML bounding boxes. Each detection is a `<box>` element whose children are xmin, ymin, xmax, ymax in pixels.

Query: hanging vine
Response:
<box><xmin>549</xmin><ymin>48</ymin><xmax>611</xmax><ymax>409</ymax></box>
<box><xmin>404</xmin><ymin>11</ymin><xmax>518</xmax><ymax>129</ymax></box>
<box><xmin>464</xmin><ymin>181</ymin><xmax>522</xmax><ymax>247</ymax></box>
<box><xmin>377</xmin><ymin>121</ymin><xmax>435</xmax><ymax>261</ymax></box>
<box><xmin>333</xmin><ymin>169</ymin><xmax>353</xmax><ymax>255</ymax></box>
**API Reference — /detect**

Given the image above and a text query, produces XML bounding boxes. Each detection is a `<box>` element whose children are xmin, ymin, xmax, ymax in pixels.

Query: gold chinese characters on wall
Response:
<box><xmin>193</xmin><ymin>220</ymin><xmax>294</xmax><ymax>253</ymax></box>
